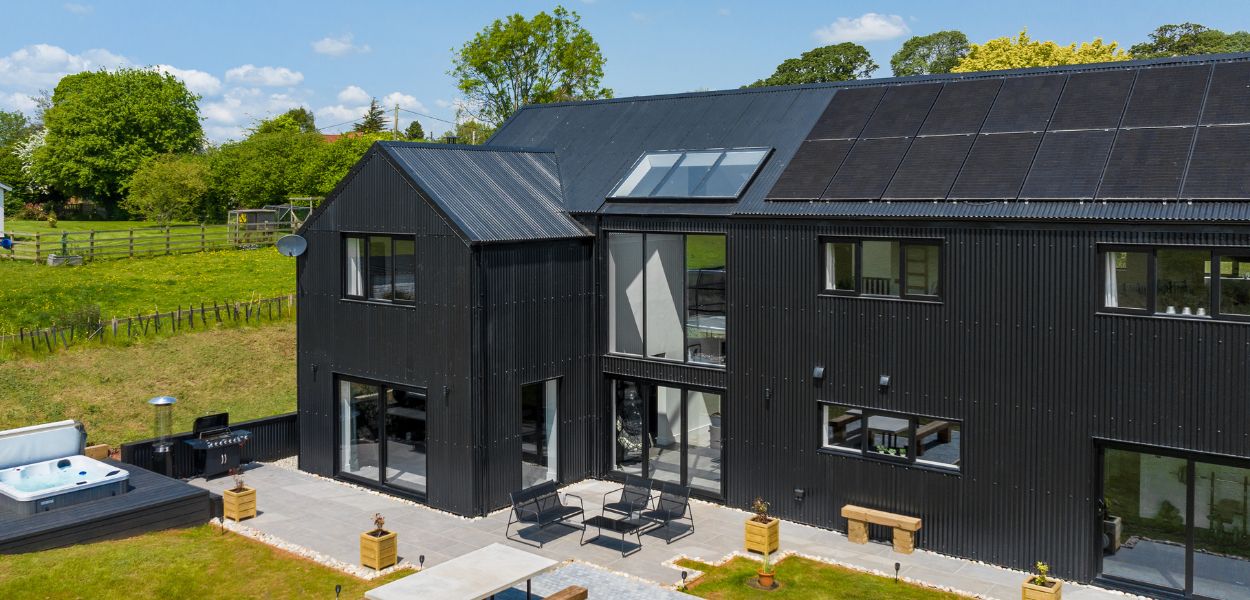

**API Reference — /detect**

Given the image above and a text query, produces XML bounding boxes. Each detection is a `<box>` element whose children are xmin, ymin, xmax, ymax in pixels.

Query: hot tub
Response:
<box><xmin>0</xmin><ymin>420</ymin><xmax>130</xmax><ymax>518</ymax></box>
<box><xmin>0</xmin><ymin>455</ymin><xmax>129</xmax><ymax>517</ymax></box>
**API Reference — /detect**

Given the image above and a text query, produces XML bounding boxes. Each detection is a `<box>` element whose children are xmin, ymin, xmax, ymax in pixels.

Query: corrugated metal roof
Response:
<box><xmin>379</xmin><ymin>142</ymin><xmax>590</xmax><ymax>243</ymax></box>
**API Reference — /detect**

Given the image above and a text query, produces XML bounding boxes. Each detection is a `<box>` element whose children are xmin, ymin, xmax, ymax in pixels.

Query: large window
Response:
<box><xmin>338</xmin><ymin>378</ymin><xmax>428</xmax><ymax>496</ymax></box>
<box><xmin>611</xmin><ymin>379</ymin><xmax>724</xmax><ymax>497</ymax></box>
<box><xmin>609</xmin><ymin>149</ymin><xmax>770</xmax><ymax>200</ymax></box>
<box><xmin>819</xmin><ymin>403</ymin><xmax>960</xmax><ymax>471</ymax></box>
<box><xmin>1102</xmin><ymin>246</ymin><xmax>1250</xmax><ymax>320</ymax></box>
<box><xmin>821</xmin><ymin>238</ymin><xmax>942</xmax><ymax>300</ymax></box>
<box><xmin>608</xmin><ymin>232</ymin><xmax>727</xmax><ymax>366</ymax></box>
<box><xmin>344</xmin><ymin>234</ymin><xmax>416</xmax><ymax>303</ymax></box>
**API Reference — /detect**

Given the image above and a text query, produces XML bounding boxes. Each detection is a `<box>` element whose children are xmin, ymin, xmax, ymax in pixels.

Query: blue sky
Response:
<box><xmin>1</xmin><ymin>0</ymin><xmax>1247</xmax><ymax>142</ymax></box>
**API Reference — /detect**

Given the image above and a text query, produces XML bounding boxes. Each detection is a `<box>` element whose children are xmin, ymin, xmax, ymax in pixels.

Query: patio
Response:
<box><xmin>190</xmin><ymin>462</ymin><xmax>1136</xmax><ymax>599</ymax></box>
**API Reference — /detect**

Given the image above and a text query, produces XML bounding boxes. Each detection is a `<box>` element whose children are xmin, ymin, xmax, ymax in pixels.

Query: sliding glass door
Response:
<box><xmin>1101</xmin><ymin>445</ymin><xmax>1250</xmax><ymax>599</ymax></box>
<box><xmin>520</xmin><ymin>379</ymin><xmax>559</xmax><ymax>489</ymax></box>
<box><xmin>338</xmin><ymin>378</ymin><xmax>428</xmax><ymax>497</ymax></box>
<box><xmin>611</xmin><ymin>379</ymin><xmax>723</xmax><ymax>498</ymax></box>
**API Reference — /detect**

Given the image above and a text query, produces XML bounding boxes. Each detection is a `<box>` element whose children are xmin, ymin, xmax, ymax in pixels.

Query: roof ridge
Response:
<box><xmin>378</xmin><ymin>141</ymin><xmax>554</xmax><ymax>154</ymax></box>
<box><xmin>512</xmin><ymin>51</ymin><xmax>1250</xmax><ymax>113</ymax></box>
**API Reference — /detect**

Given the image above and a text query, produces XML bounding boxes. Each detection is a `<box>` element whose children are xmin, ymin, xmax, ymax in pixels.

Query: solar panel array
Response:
<box><xmin>767</xmin><ymin>61</ymin><xmax>1250</xmax><ymax>202</ymax></box>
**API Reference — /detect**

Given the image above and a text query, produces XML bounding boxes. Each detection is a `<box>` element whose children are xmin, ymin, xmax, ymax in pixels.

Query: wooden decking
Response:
<box><xmin>0</xmin><ymin>460</ymin><xmax>214</xmax><ymax>554</ymax></box>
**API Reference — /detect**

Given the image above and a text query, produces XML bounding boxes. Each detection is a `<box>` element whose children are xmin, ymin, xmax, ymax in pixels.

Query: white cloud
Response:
<box><xmin>717</xmin><ymin>7</ymin><xmax>731</xmax><ymax>17</ymax></box>
<box><xmin>224</xmin><ymin>64</ymin><xmax>304</xmax><ymax>87</ymax></box>
<box><xmin>200</xmin><ymin>87</ymin><xmax>307</xmax><ymax>141</ymax></box>
<box><xmin>381</xmin><ymin>92</ymin><xmax>425</xmax><ymax>114</ymax></box>
<box><xmin>154</xmin><ymin>64</ymin><xmax>222</xmax><ymax>96</ymax></box>
<box><xmin>0</xmin><ymin>92</ymin><xmax>38</xmax><ymax>112</ymax></box>
<box><xmin>311</xmin><ymin>34</ymin><xmax>371</xmax><ymax>57</ymax></box>
<box><xmin>64</xmin><ymin>3</ymin><xmax>92</xmax><ymax>14</ymax></box>
<box><xmin>813</xmin><ymin>13</ymin><xmax>910</xmax><ymax>44</ymax></box>
<box><xmin>336</xmin><ymin>85</ymin><xmax>370</xmax><ymax>105</ymax></box>
<box><xmin>0</xmin><ymin>44</ymin><xmax>130</xmax><ymax>90</ymax></box>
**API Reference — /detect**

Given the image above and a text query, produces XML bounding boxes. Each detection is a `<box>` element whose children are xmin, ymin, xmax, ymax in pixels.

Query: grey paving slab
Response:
<box><xmin>190</xmin><ymin>464</ymin><xmax>1141</xmax><ymax>600</ymax></box>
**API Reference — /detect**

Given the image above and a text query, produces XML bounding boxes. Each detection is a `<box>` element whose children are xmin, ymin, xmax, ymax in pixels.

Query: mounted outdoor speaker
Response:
<box><xmin>275</xmin><ymin>234</ymin><xmax>307</xmax><ymax>257</ymax></box>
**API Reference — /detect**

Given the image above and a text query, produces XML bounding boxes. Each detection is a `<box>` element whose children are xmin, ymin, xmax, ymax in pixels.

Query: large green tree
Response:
<box><xmin>0</xmin><ymin>110</ymin><xmax>37</xmax><ymax>211</ymax></box>
<box><xmin>892</xmin><ymin>31</ymin><xmax>970</xmax><ymax>77</ymax></box>
<box><xmin>31</xmin><ymin>68</ymin><xmax>202</xmax><ymax>207</ymax></box>
<box><xmin>301</xmin><ymin>132</ymin><xmax>391</xmax><ymax>196</ymax></box>
<box><xmin>953</xmin><ymin>30</ymin><xmax>1130</xmax><ymax>72</ymax></box>
<box><xmin>206</xmin><ymin>130</ymin><xmax>323</xmax><ymax>214</ymax></box>
<box><xmin>122</xmin><ymin>154</ymin><xmax>210</xmax><ymax>226</ymax></box>
<box><xmin>451</xmin><ymin>5</ymin><xmax>612</xmax><ymax>126</ymax></box>
<box><xmin>748</xmin><ymin>43</ymin><xmax>877</xmax><ymax>87</ymax></box>
<box><xmin>253</xmin><ymin>108</ymin><xmax>318</xmax><ymax>135</ymax></box>
<box><xmin>353</xmin><ymin>98</ymin><xmax>387</xmax><ymax>134</ymax></box>
<box><xmin>1130</xmin><ymin>23</ymin><xmax>1250</xmax><ymax>58</ymax></box>
<box><xmin>403</xmin><ymin>120</ymin><xmax>425</xmax><ymax>141</ymax></box>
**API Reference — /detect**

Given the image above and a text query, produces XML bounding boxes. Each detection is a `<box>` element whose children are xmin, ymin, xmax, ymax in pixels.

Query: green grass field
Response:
<box><xmin>0</xmin><ymin>524</ymin><xmax>407</xmax><ymax>599</ymax></box>
<box><xmin>4</xmin><ymin>219</ymin><xmax>203</xmax><ymax>233</ymax></box>
<box><xmin>0</xmin><ymin>248</ymin><xmax>294</xmax><ymax>331</ymax></box>
<box><xmin>677</xmin><ymin>556</ymin><xmax>965</xmax><ymax>599</ymax></box>
<box><xmin>0</xmin><ymin>321</ymin><xmax>296</xmax><ymax>445</ymax></box>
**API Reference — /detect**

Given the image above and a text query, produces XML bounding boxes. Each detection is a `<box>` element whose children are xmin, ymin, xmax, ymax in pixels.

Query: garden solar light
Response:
<box><xmin>419</xmin><ymin>554</ymin><xmax>425</xmax><ymax>569</ymax></box>
<box><xmin>895</xmin><ymin>562</ymin><xmax>901</xmax><ymax>582</ymax></box>
<box><xmin>335</xmin><ymin>584</ymin><xmax>341</xmax><ymax>599</ymax></box>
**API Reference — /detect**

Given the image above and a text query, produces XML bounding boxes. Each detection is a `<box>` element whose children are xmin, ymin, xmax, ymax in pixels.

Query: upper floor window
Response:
<box><xmin>608</xmin><ymin>232</ymin><xmax>726</xmax><ymax>366</ymax></box>
<box><xmin>344</xmin><ymin>234</ymin><xmax>416</xmax><ymax>304</ymax></box>
<box><xmin>821</xmin><ymin>238</ymin><xmax>942</xmax><ymax>300</ymax></box>
<box><xmin>1102</xmin><ymin>246</ymin><xmax>1250</xmax><ymax>320</ymax></box>
<box><xmin>609</xmin><ymin>149</ymin><xmax>770</xmax><ymax>200</ymax></box>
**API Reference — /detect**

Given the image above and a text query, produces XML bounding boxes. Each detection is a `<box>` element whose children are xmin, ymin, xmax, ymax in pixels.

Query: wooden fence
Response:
<box><xmin>0</xmin><ymin>222</ymin><xmax>294</xmax><ymax>263</ymax></box>
<box><xmin>120</xmin><ymin>412</ymin><xmax>299</xmax><ymax>479</ymax></box>
<box><xmin>0</xmin><ymin>294</ymin><xmax>296</xmax><ymax>355</ymax></box>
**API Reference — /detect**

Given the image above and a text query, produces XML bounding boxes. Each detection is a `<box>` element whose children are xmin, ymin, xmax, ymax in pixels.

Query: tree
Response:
<box><xmin>31</xmin><ymin>68</ymin><xmax>202</xmax><ymax>207</ymax></box>
<box><xmin>254</xmin><ymin>108</ymin><xmax>317</xmax><ymax>135</ymax></box>
<box><xmin>206</xmin><ymin>130</ymin><xmax>324</xmax><ymax>214</ymax></box>
<box><xmin>0</xmin><ymin>110</ymin><xmax>37</xmax><ymax>211</ymax></box>
<box><xmin>748</xmin><ymin>43</ymin><xmax>877</xmax><ymax>87</ymax></box>
<box><xmin>1130</xmin><ymin>23</ymin><xmax>1250</xmax><ymax>58</ymax></box>
<box><xmin>122</xmin><ymin>154</ymin><xmax>209</xmax><ymax>225</ymax></box>
<box><xmin>448</xmin><ymin>119</ymin><xmax>495</xmax><ymax>145</ymax></box>
<box><xmin>354</xmin><ymin>98</ymin><xmax>387</xmax><ymax>134</ymax></box>
<box><xmin>953</xmin><ymin>30</ymin><xmax>1130</xmax><ymax>73</ymax></box>
<box><xmin>403</xmin><ymin>120</ymin><xmax>425</xmax><ymax>141</ymax></box>
<box><xmin>451</xmin><ymin>6</ymin><xmax>612</xmax><ymax>126</ymax></box>
<box><xmin>892</xmin><ymin>31</ymin><xmax>970</xmax><ymax>77</ymax></box>
<box><xmin>301</xmin><ymin>132</ymin><xmax>391</xmax><ymax>196</ymax></box>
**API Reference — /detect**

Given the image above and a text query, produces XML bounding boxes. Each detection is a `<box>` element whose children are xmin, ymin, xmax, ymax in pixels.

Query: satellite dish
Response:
<box><xmin>275</xmin><ymin>234</ymin><xmax>307</xmax><ymax>257</ymax></box>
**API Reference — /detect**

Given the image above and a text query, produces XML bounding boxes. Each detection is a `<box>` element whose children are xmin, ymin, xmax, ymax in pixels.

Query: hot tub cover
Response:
<box><xmin>0</xmin><ymin>420</ymin><xmax>86</xmax><ymax>470</ymax></box>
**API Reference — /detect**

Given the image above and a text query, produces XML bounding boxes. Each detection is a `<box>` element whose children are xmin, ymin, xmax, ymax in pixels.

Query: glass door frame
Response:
<box><xmin>520</xmin><ymin>376</ymin><xmax>562</xmax><ymax>489</ymax></box>
<box><xmin>608</xmin><ymin>376</ymin><xmax>726</xmax><ymax>501</ymax></box>
<box><xmin>334</xmin><ymin>375</ymin><xmax>430</xmax><ymax>503</ymax></box>
<box><xmin>1096</xmin><ymin>438</ymin><xmax>1250</xmax><ymax>599</ymax></box>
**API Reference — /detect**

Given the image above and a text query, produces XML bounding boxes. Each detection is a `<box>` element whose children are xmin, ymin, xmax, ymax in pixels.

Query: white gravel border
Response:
<box><xmin>214</xmin><ymin>517</ymin><xmax>416</xmax><ymax>580</ymax></box>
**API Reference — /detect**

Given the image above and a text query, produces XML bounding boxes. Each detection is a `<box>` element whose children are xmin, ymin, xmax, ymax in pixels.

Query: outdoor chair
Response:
<box><xmin>638</xmin><ymin>480</ymin><xmax>695</xmax><ymax>544</ymax></box>
<box><xmin>601</xmin><ymin>474</ymin><xmax>654</xmax><ymax>518</ymax></box>
<box><xmin>506</xmin><ymin>481</ymin><xmax>585</xmax><ymax>548</ymax></box>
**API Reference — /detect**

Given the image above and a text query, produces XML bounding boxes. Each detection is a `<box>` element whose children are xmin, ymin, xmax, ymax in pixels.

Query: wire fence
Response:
<box><xmin>0</xmin><ymin>294</ymin><xmax>296</xmax><ymax>356</ymax></box>
<box><xmin>0</xmin><ymin>222</ymin><xmax>296</xmax><ymax>263</ymax></box>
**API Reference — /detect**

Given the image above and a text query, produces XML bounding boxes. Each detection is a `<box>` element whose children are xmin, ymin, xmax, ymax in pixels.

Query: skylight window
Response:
<box><xmin>609</xmin><ymin>148</ymin><xmax>770</xmax><ymax>199</ymax></box>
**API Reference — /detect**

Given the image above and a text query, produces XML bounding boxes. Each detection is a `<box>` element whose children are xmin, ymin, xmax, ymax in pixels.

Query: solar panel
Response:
<box><xmin>859</xmin><ymin>83</ymin><xmax>943</xmax><ymax>138</ymax></box>
<box><xmin>883</xmin><ymin>135</ymin><xmax>976</xmax><ymax>199</ymax></box>
<box><xmin>1181</xmin><ymin>125</ymin><xmax>1250</xmax><ymax>199</ymax></box>
<box><xmin>980</xmin><ymin>74</ymin><xmax>1065</xmax><ymax>133</ymax></box>
<box><xmin>821</xmin><ymin>137</ymin><xmax>911</xmax><ymax>200</ymax></box>
<box><xmin>918</xmin><ymin>79</ymin><xmax>1003</xmax><ymax>136</ymax></box>
<box><xmin>806</xmin><ymin>87</ymin><xmax>885</xmax><ymax>140</ymax></box>
<box><xmin>1121</xmin><ymin>64</ymin><xmax>1209</xmax><ymax>128</ymax></box>
<box><xmin>1049</xmin><ymin>70</ymin><xmax>1134</xmax><ymax>131</ymax></box>
<box><xmin>766</xmin><ymin>139</ymin><xmax>854</xmax><ymax>200</ymax></box>
<box><xmin>1200</xmin><ymin>61</ymin><xmax>1250</xmax><ymax>125</ymax></box>
<box><xmin>1097</xmin><ymin>127</ymin><xmax>1195</xmax><ymax>199</ymax></box>
<box><xmin>948</xmin><ymin>133</ymin><xmax>1042</xmax><ymax>199</ymax></box>
<box><xmin>1019</xmin><ymin>130</ymin><xmax>1116</xmax><ymax>199</ymax></box>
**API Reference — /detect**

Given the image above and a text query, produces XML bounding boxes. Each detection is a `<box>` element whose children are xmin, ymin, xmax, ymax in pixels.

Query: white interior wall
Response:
<box><xmin>645</xmin><ymin>234</ymin><xmax>685</xmax><ymax>359</ymax></box>
<box><xmin>609</xmin><ymin>234</ymin><xmax>645</xmax><ymax>355</ymax></box>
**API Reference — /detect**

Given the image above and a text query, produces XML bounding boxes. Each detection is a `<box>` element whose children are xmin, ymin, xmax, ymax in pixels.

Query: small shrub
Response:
<box><xmin>46</xmin><ymin>211</ymin><xmax>58</xmax><ymax>228</ymax></box>
<box><xmin>751</xmin><ymin>497</ymin><xmax>771</xmax><ymax>523</ymax></box>
<box><xmin>18</xmin><ymin>202</ymin><xmax>46</xmax><ymax>220</ymax></box>
<box><xmin>229</xmin><ymin>467</ymin><xmax>246</xmax><ymax>492</ymax></box>
<box><xmin>372</xmin><ymin>512</ymin><xmax>387</xmax><ymax>534</ymax></box>
<box><xmin>1030</xmin><ymin>561</ymin><xmax>1051</xmax><ymax>586</ymax></box>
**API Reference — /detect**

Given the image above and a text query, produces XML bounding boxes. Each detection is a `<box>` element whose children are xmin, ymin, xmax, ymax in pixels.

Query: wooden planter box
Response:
<box><xmin>222</xmin><ymin>486</ymin><xmax>256</xmax><ymax>522</ymax></box>
<box><xmin>84</xmin><ymin>444</ymin><xmax>110</xmax><ymax>460</ymax></box>
<box><xmin>1022</xmin><ymin>579</ymin><xmax>1062</xmax><ymax>600</ymax></box>
<box><xmin>360</xmin><ymin>530</ymin><xmax>398</xmax><ymax>571</ymax></box>
<box><xmin>744</xmin><ymin>517</ymin><xmax>779</xmax><ymax>554</ymax></box>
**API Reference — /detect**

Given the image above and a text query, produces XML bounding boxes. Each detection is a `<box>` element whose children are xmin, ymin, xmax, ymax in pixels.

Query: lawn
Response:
<box><xmin>0</xmin><ymin>524</ymin><xmax>408</xmax><ymax>599</ymax></box>
<box><xmin>676</xmin><ymin>555</ymin><xmax>965</xmax><ymax>599</ymax></box>
<box><xmin>0</xmin><ymin>321</ymin><xmax>296</xmax><ymax>445</ymax></box>
<box><xmin>0</xmin><ymin>248</ymin><xmax>294</xmax><ymax>331</ymax></box>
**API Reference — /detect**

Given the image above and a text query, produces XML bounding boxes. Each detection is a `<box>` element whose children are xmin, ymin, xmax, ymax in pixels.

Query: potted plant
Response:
<box><xmin>360</xmin><ymin>512</ymin><xmax>398</xmax><ymax>571</ymax></box>
<box><xmin>222</xmin><ymin>468</ymin><xmax>256</xmax><ymax>521</ymax></box>
<box><xmin>1022</xmin><ymin>562</ymin><xmax>1062</xmax><ymax>600</ymax></box>
<box><xmin>744</xmin><ymin>497</ymin><xmax>780</xmax><ymax>554</ymax></box>
<box><xmin>756</xmin><ymin>550</ymin><xmax>777</xmax><ymax>589</ymax></box>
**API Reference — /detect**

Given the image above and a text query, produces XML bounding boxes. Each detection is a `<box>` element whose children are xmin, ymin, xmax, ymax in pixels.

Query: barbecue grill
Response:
<box><xmin>182</xmin><ymin>413</ymin><xmax>251</xmax><ymax>478</ymax></box>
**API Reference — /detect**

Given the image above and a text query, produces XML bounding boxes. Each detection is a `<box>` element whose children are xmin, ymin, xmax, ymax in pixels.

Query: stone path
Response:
<box><xmin>192</xmin><ymin>463</ymin><xmax>1139</xmax><ymax>599</ymax></box>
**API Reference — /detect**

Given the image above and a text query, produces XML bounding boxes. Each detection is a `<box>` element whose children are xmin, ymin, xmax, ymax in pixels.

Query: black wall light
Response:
<box><xmin>812</xmin><ymin>366</ymin><xmax>825</xmax><ymax>384</ymax></box>
<box><xmin>879</xmin><ymin>374</ymin><xmax>891</xmax><ymax>392</ymax></box>
<box><xmin>794</xmin><ymin>488</ymin><xmax>806</xmax><ymax>502</ymax></box>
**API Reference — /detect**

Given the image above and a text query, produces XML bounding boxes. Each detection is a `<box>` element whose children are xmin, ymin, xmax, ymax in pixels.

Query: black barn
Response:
<box><xmin>297</xmin><ymin>53</ymin><xmax>1250</xmax><ymax>599</ymax></box>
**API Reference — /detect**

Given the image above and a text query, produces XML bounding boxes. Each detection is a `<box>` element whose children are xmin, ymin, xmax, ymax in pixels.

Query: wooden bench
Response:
<box><xmin>841</xmin><ymin>504</ymin><xmax>922</xmax><ymax>554</ymax></box>
<box><xmin>914</xmin><ymin>420</ymin><xmax>952</xmax><ymax>456</ymax></box>
<box><xmin>828</xmin><ymin>412</ymin><xmax>860</xmax><ymax>440</ymax></box>
<box><xmin>546</xmin><ymin>585</ymin><xmax>588</xmax><ymax>600</ymax></box>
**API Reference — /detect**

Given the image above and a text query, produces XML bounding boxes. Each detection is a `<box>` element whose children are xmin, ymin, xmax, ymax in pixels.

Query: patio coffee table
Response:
<box><xmin>581</xmin><ymin>515</ymin><xmax>646</xmax><ymax>556</ymax></box>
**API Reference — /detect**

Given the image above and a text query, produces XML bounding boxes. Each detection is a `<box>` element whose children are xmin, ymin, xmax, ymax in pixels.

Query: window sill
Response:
<box><xmin>603</xmin><ymin>352</ymin><xmax>727</xmax><ymax>371</ymax></box>
<box><xmin>1096</xmin><ymin>311</ymin><xmax>1250</xmax><ymax>325</ymax></box>
<box><xmin>817</xmin><ymin>447</ymin><xmax>961</xmax><ymax>475</ymax></box>
<box><xmin>817</xmin><ymin>293</ymin><xmax>943</xmax><ymax>305</ymax></box>
<box><xmin>340</xmin><ymin>297</ymin><xmax>416</xmax><ymax>309</ymax></box>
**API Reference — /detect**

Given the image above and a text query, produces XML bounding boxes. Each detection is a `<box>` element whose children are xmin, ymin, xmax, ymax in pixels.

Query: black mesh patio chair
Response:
<box><xmin>601</xmin><ymin>474</ymin><xmax>654</xmax><ymax>518</ymax></box>
<box><xmin>506</xmin><ymin>481</ymin><xmax>585</xmax><ymax>548</ymax></box>
<box><xmin>638</xmin><ymin>480</ymin><xmax>694</xmax><ymax>543</ymax></box>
